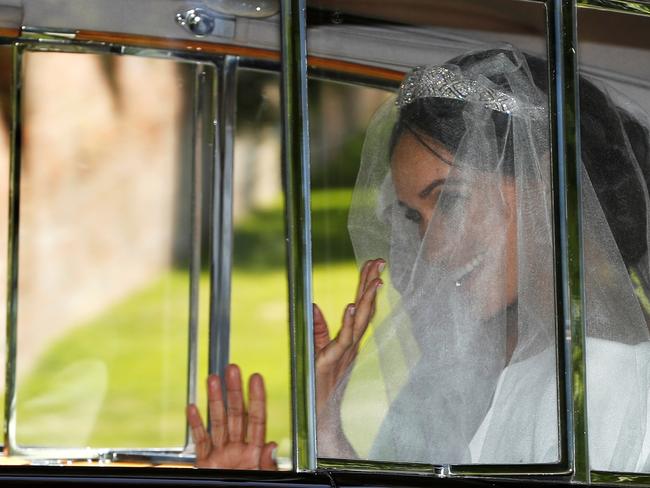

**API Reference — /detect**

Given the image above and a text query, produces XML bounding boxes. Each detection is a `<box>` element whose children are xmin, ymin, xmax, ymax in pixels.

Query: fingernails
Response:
<box><xmin>348</xmin><ymin>304</ymin><xmax>356</xmax><ymax>316</ymax></box>
<box><xmin>378</xmin><ymin>261</ymin><xmax>386</xmax><ymax>273</ymax></box>
<box><xmin>376</xmin><ymin>280</ymin><xmax>383</xmax><ymax>289</ymax></box>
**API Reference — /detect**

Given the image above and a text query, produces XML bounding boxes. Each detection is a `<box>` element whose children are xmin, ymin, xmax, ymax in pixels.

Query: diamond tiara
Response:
<box><xmin>396</xmin><ymin>65</ymin><xmax>538</xmax><ymax>116</ymax></box>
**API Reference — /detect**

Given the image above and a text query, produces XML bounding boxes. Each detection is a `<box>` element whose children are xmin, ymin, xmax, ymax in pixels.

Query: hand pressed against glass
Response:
<box><xmin>187</xmin><ymin>257</ymin><xmax>384</xmax><ymax>467</ymax></box>
<box><xmin>186</xmin><ymin>364</ymin><xmax>277</xmax><ymax>470</ymax></box>
<box><xmin>313</xmin><ymin>257</ymin><xmax>385</xmax><ymax>418</ymax></box>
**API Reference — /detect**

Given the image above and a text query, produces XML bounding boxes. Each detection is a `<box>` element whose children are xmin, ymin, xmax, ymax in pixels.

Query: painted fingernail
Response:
<box><xmin>378</xmin><ymin>262</ymin><xmax>386</xmax><ymax>273</ymax></box>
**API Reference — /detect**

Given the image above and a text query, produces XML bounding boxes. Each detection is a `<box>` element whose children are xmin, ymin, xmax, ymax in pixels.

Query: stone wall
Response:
<box><xmin>9</xmin><ymin>52</ymin><xmax>186</xmax><ymax>377</ymax></box>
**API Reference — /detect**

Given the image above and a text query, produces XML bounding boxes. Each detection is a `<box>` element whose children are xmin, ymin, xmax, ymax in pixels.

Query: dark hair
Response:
<box><xmin>391</xmin><ymin>48</ymin><xmax>650</xmax><ymax>268</ymax></box>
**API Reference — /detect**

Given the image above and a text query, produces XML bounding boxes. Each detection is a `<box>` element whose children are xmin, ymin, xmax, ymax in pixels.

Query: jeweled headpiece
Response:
<box><xmin>396</xmin><ymin>65</ymin><xmax>543</xmax><ymax>117</ymax></box>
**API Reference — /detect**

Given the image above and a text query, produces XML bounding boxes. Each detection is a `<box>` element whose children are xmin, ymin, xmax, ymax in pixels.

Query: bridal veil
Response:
<box><xmin>320</xmin><ymin>46</ymin><xmax>650</xmax><ymax>469</ymax></box>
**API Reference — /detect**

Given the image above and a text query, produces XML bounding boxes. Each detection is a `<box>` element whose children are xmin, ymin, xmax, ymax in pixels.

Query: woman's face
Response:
<box><xmin>390</xmin><ymin>130</ymin><xmax>519</xmax><ymax>319</ymax></box>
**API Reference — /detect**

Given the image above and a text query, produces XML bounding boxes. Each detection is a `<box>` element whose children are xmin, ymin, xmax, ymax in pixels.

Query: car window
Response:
<box><xmin>9</xmin><ymin>49</ymin><xmax>209</xmax><ymax>457</ymax></box>
<box><xmin>578</xmin><ymin>5</ymin><xmax>650</xmax><ymax>476</ymax></box>
<box><xmin>0</xmin><ymin>40</ymin><xmax>293</xmax><ymax>469</ymax></box>
<box><xmin>308</xmin><ymin>77</ymin><xmax>392</xmax><ymax>460</ymax></box>
<box><xmin>5</xmin><ymin>1</ymin><xmax>650</xmax><ymax>484</ymax></box>
<box><xmin>307</xmin><ymin>0</ymin><xmax>561</xmax><ymax>469</ymax></box>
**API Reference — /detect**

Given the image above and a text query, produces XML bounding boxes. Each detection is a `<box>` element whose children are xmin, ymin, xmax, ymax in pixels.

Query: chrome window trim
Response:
<box><xmin>209</xmin><ymin>55</ymin><xmax>238</xmax><ymax>384</ymax></box>
<box><xmin>185</xmin><ymin>56</ymin><xmax>217</xmax><ymax>453</ymax></box>
<box><xmin>4</xmin><ymin>40</ymin><xmax>22</xmax><ymax>456</ymax></box>
<box><xmin>280</xmin><ymin>0</ymin><xmax>317</xmax><ymax>473</ymax></box>
<box><xmin>1</xmin><ymin>39</ymin><xmax>219</xmax><ymax>463</ymax></box>
<box><xmin>549</xmin><ymin>0</ymin><xmax>589</xmax><ymax>482</ymax></box>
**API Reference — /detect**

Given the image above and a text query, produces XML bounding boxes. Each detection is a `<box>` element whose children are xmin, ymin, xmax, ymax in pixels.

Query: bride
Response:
<box><xmin>188</xmin><ymin>46</ymin><xmax>650</xmax><ymax>471</ymax></box>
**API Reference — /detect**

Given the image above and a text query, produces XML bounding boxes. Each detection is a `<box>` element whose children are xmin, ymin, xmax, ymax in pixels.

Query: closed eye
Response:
<box><xmin>404</xmin><ymin>206</ymin><xmax>422</xmax><ymax>223</ymax></box>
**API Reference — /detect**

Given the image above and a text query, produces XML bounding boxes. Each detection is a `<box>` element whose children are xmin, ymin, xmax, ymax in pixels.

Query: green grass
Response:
<box><xmin>16</xmin><ymin>271</ymin><xmax>198</xmax><ymax>448</ymax></box>
<box><xmin>234</xmin><ymin>188</ymin><xmax>355</xmax><ymax>269</ymax></box>
<box><xmin>13</xmin><ymin>189</ymin><xmax>361</xmax><ymax>460</ymax></box>
<box><xmin>15</xmin><ymin>264</ymin><xmax>359</xmax><ymax>457</ymax></box>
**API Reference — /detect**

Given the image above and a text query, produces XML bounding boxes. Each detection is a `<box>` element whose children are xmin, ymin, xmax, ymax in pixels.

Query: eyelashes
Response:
<box><xmin>402</xmin><ymin>190</ymin><xmax>467</xmax><ymax>224</ymax></box>
<box><xmin>404</xmin><ymin>207</ymin><xmax>422</xmax><ymax>223</ymax></box>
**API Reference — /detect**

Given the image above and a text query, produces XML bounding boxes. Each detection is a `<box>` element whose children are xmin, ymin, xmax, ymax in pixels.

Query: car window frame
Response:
<box><xmin>2</xmin><ymin>0</ymin><xmax>650</xmax><ymax>485</ymax></box>
<box><xmin>1</xmin><ymin>37</ymin><xmax>222</xmax><ymax>464</ymax></box>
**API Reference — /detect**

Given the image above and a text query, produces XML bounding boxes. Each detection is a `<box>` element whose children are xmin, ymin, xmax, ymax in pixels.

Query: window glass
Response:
<box><xmin>309</xmin><ymin>79</ymin><xmax>392</xmax><ymax>458</ymax></box>
<box><xmin>308</xmin><ymin>0</ymin><xmax>559</xmax><ymax>466</ymax></box>
<box><xmin>11</xmin><ymin>50</ymin><xmax>207</xmax><ymax>455</ymax></box>
<box><xmin>578</xmin><ymin>7</ymin><xmax>650</xmax><ymax>474</ymax></box>
<box><xmin>229</xmin><ymin>68</ymin><xmax>292</xmax><ymax>469</ymax></box>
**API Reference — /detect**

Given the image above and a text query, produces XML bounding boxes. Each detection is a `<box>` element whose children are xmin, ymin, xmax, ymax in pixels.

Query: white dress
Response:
<box><xmin>470</xmin><ymin>337</ymin><xmax>650</xmax><ymax>471</ymax></box>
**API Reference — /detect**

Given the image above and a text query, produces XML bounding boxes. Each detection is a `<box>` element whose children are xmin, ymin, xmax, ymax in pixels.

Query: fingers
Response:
<box><xmin>317</xmin><ymin>259</ymin><xmax>386</xmax><ymax>363</ymax></box>
<box><xmin>353</xmin><ymin>277</ymin><xmax>383</xmax><ymax>340</ymax></box>
<box><xmin>192</xmin><ymin>368</ymin><xmax>279</xmax><ymax>470</ymax></box>
<box><xmin>207</xmin><ymin>374</ymin><xmax>227</xmax><ymax>448</ymax></box>
<box><xmin>355</xmin><ymin>259</ymin><xmax>385</xmax><ymax>305</ymax></box>
<box><xmin>246</xmin><ymin>373</ymin><xmax>267</xmax><ymax>448</ymax></box>
<box><xmin>225</xmin><ymin>364</ymin><xmax>245</xmax><ymax>443</ymax></box>
<box><xmin>321</xmin><ymin>259</ymin><xmax>385</xmax><ymax>361</ymax></box>
<box><xmin>350</xmin><ymin>259</ymin><xmax>384</xmax><ymax>344</ymax></box>
<box><xmin>335</xmin><ymin>303</ymin><xmax>356</xmax><ymax>348</ymax></box>
<box><xmin>187</xmin><ymin>404</ymin><xmax>211</xmax><ymax>460</ymax></box>
<box><xmin>355</xmin><ymin>260</ymin><xmax>374</xmax><ymax>303</ymax></box>
<box><xmin>360</xmin><ymin>259</ymin><xmax>384</xmax><ymax>303</ymax></box>
<box><xmin>318</xmin><ymin>302</ymin><xmax>356</xmax><ymax>367</ymax></box>
<box><xmin>313</xmin><ymin>303</ymin><xmax>331</xmax><ymax>353</ymax></box>
<box><xmin>260</xmin><ymin>442</ymin><xmax>278</xmax><ymax>471</ymax></box>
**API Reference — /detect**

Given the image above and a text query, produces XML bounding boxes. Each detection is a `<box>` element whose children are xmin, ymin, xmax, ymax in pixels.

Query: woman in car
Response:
<box><xmin>189</xmin><ymin>46</ymin><xmax>650</xmax><ymax>470</ymax></box>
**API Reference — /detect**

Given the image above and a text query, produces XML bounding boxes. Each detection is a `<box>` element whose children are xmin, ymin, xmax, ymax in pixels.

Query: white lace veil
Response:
<box><xmin>322</xmin><ymin>46</ymin><xmax>650</xmax><ymax>466</ymax></box>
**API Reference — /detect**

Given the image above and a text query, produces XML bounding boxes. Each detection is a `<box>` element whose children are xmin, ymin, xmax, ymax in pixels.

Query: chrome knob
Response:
<box><xmin>176</xmin><ymin>8</ymin><xmax>215</xmax><ymax>36</ymax></box>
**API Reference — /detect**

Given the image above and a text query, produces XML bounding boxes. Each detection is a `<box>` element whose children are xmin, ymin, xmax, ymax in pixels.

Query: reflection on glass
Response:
<box><xmin>14</xmin><ymin>51</ymin><xmax>202</xmax><ymax>451</ymax></box>
<box><xmin>309</xmin><ymin>78</ymin><xmax>392</xmax><ymax>457</ymax></box>
<box><xmin>306</xmin><ymin>0</ymin><xmax>547</xmax><ymax>70</ymax></box>
<box><xmin>308</xmin><ymin>2</ymin><xmax>558</xmax><ymax>466</ymax></box>
<box><xmin>229</xmin><ymin>69</ymin><xmax>292</xmax><ymax>468</ymax></box>
<box><xmin>578</xmin><ymin>7</ymin><xmax>650</xmax><ymax>474</ymax></box>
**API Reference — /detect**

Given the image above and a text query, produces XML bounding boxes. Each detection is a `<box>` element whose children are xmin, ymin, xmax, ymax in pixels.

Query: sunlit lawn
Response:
<box><xmin>13</xmin><ymin>189</ymin><xmax>360</xmax><ymax>461</ymax></box>
<box><xmin>15</xmin><ymin>264</ymin><xmax>358</xmax><ymax>458</ymax></box>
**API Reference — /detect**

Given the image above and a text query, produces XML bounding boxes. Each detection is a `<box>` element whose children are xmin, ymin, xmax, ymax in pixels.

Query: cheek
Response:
<box><xmin>480</xmin><ymin>201</ymin><xmax>518</xmax><ymax>307</ymax></box>
<box><xmin>505</xmin><ymin>210</ymin><xmax>519</xmax><ymax>293</ymax></box>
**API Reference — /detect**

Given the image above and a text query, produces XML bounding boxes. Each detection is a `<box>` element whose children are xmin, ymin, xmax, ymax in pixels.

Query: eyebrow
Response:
<box><xmin>396</xmin><ymin>177</ymin><xmax>459</xmax><ymax>208</ymax></box>
<box><xmin>418</xmin><ymin>178</ymin><xmax>445</xmax><ymax>198</ymax></box>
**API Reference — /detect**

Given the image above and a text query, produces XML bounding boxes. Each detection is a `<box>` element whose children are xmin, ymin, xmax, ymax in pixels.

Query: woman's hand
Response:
<box><xmin>314</xmin><ymin>258</ymin><xmax>385</xmax><ymax>417</ymax></box>
<box><xmin>186</xmin><ymin>364</ymin><xmax>277</xmax><ymax>470</ymax></box>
